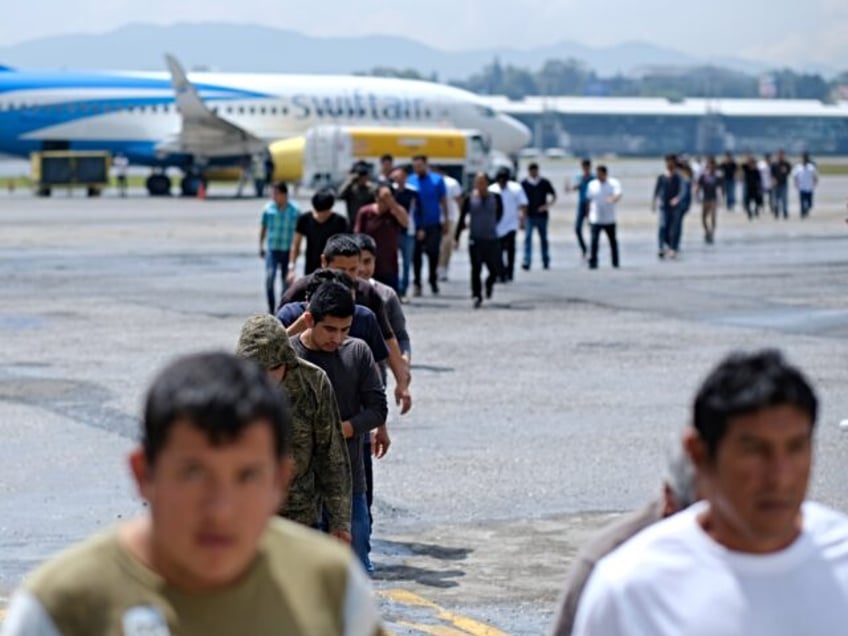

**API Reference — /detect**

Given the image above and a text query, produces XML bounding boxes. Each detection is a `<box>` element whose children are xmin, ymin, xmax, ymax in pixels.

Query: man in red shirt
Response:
<box><xmin>354</xmin><ymin>185</ymin><xmax>409</xmax><ymax>292</ymax></box>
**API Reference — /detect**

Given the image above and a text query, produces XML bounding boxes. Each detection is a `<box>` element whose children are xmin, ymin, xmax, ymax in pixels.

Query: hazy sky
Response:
<box><xmin>2</xmin><ymin>0</ymin><xmax>841</xmax><ymax>68</ymax></box>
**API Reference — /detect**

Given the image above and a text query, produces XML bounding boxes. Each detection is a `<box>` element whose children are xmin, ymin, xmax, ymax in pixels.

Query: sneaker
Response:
<box><xmin>543</xmin><ymin>262</ymin><xmax>550</xmax><ymax>270</ymax></box>
<box><xmin>413</xmin><ymin>284</ymin><xmax>422</xmax><ymax>298</ymax></box>
<box><xmin>521</xmin><ymin>263</ymin><xmax>530</xmax><ymax>271</ymax></box>
<box><xmin>430</xmin><ymin>281</ymin><xmax>439</xmax><ymax>295</ymax></box>
<box><xmin>473</xmin><ymin>297</ymin><xmax>482</xmax><ymax>309</ymax></box>
<box><xmin>485</xmin><ymin>281</ymin><xmax>494</xmax><ymax>299</ymax></box>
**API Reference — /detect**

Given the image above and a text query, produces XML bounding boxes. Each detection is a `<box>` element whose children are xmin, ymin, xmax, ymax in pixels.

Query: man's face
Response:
<box><xmin>529</xmin><ymin>167</ymin><xmax>539</xmax><ymax>179</ymax></box>
<box><xmin>306</xmin><ymin>314</ymin><xmax>353</xmax><ymax>352</ymax></box>
<box><xmin>581</xmin><ymin>163</ymin><xmax>591</xmax><ymax>176</ymax></box>
<box><xmin>412</xmin><ymin>158</ymin><xmax>427</xmax><ymax>176</ymax></box>
<box><xmin>692</xmin><ymin>405</ymin><xmax>813</xmax><ymax>552</ymax></box>
<box><xmin>666</xmin><ymin>158</ymin><xmax>677</xmax><ymax>172</ymax></box>
<box><xmin>597</xmin><ymin>170</ymin><xmax>608</xmax><ymax>182</ymax></box>
<box><xmin>381</xmin><ymin>158</ymin><xmax>393</xmax><ymax>175</ymax></box>
<box><xmin>323</xmin><ymin>254</ymin><xmax>361</xmax><ymax>281</ymax></box>
<box><xmin>393</xmin><ymin>169</ymin><xmax>407</xmax><ymax>187</ymax></box>
<box><xmin>272</xmin><ymin>189</ymin><xmax>288</xmax><ymax>208</ymax></box>
<box><xmin>359</xmin><ymin>251</ymin><xmax>376</xmax><ymax>279</ymax></box>
<box><xmin>778</xmin><ymin>151</ymin><xmax>786</xmax><ymax>161</ymax></box>
<box><xmin>474</xmin><ymin>173</ymin><xmax>488</xmax><ymax>196</ymax></box>
<box><xmin>377</xmin><ymin>187</ymin><xmax>393</xmax><ymax>211</ymax></box>
<box><xmin>131</xmin><ymin>419</ymin><xmax>289</xmax><ymax>590</ymax></box>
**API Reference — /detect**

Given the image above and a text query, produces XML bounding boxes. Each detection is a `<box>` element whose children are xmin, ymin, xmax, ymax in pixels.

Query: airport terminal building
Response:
<box><xmin>478</xmin><ymin>96</ymin><xmax>848</xmax><ymax>156</ymax></box>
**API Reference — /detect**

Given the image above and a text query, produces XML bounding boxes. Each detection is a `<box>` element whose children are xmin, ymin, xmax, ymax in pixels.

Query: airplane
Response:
<box><xmin>0</xmin><ymin>55</ymin><xmax>531</xmax><ymax>196</ymax></box>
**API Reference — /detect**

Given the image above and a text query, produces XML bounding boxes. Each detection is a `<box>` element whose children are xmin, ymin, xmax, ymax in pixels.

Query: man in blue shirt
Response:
<box><xmin>407</xmin><ymin>155</ymin><xmax>448</xmax><ymax>296</ymax></box>
<box><xmin>259</xmin><ymin>182</ymin><xmax>301</xmax><ymax>313</ymax></box>
<box><xmin>566</xmin><ymin>159</ymin><xmax>595</xmax><ymax>259</ymax></box>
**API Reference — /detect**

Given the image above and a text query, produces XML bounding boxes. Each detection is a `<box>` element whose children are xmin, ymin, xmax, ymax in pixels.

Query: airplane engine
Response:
<box><xmin>268</xmin><ymin>137</ymin><xmax>305</xmax><ymax>184</ymax></box>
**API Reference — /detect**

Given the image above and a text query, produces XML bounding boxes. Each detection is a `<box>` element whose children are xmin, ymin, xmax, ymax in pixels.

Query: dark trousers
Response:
<box><xmin>575</xmin><ymin>200</ymin><xmax>589</xmax><ymax>256</ymax></box>
<box><xmin>498</xmin><ymin>230</ymin><xmax>517</xmax><ymax>282</ymax></box>
<box><xmin>658</xmin><ymin>205</ymin><xmax>684</xmax><ymax>252</ymax></box>
<box><xmin>469</xmin><ymin>238</ymin><xmax>501</xmax><ymax>300</ymax></box>
<box><xmin>413</xmin><ymin>225</ymin><xmax>442</xmax><ymax>287</ymax></box>
<box><xmin>589</xmin><ymin>223</ymin><xmax>619</xmax><ymax>268</ymax></box>
<box><xmin>800</xmin><ymin>191</ymin><xmax>814</xmax><ymax>217</ymax></box>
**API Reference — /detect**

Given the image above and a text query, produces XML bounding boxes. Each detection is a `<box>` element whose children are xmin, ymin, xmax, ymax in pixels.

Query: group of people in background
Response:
<box><xmin>651</xmin><ymin>150</ymin><xmax>820</xmax><ymax>256</ymax></box>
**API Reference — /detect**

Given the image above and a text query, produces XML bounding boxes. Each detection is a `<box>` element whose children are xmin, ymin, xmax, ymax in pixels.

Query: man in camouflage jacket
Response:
<box><xmin>237</xmin><ymin>314</ymin><xmax>352</xmax><ymax>542</ymax></box>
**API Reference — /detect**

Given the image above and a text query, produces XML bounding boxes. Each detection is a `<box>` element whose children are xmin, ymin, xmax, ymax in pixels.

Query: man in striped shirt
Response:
<box><xmin>260</xmin><ymin>181</ymin><xmax>301</xmax><ymax>313</ymax></box>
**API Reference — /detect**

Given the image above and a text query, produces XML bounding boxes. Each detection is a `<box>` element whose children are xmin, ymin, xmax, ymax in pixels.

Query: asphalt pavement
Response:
<box><xmin>1</xmin><ymin>159</ymin><xmax>847</xmax><ymax>634</ymax></box>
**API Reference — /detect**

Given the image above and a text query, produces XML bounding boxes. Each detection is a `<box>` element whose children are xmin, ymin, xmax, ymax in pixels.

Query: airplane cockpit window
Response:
<box><xmin>475</xmin><ymin>105</ymin><xmax>496</xmax><ymax>118</ymax></box>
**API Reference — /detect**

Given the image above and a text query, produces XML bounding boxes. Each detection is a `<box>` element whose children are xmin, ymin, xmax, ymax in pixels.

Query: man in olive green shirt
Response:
<box><xmin>1</xmin><ymin>352</ymin><xmax>380</xmax><ymax>636</ymax></box>
<box><xmin>236</xmin><ymin>313</ymin><xmax>352</xmax><ymax>540</ymax></box>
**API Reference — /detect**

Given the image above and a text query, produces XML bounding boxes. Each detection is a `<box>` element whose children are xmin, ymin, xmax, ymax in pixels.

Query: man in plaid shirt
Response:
<box><xmin>259</xmin><ymin>182</ymin><xmax>301</xmax><ymax>313</ymax></box>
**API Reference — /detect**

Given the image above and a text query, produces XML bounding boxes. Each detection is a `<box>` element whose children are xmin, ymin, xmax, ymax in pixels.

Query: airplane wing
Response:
<box><xmin>157</xmin><ymin>54</ymin><xmax>267</xmax><ymax>159</ymax></box>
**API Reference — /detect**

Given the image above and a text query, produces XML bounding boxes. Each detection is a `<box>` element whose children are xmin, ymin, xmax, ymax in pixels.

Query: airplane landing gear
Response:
<box><xmin>146</xmin><ymin>173</ymin><xmax>171</xmax><ymax>196</ymax></box>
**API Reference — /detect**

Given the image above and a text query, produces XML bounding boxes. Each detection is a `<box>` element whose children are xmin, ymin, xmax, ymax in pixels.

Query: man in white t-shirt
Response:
<box><xmin>573</xmin><ymin>349</ymin><xmax>848</xmax><ymax>636</ymax></box>
<box><xmin>792</xmin><ymin>152</ymin><xmax>818</xmax><ymax>218</ymax></box>
<box><xmin>585</xmin><ymin>165</ymin><xmax>622</xmax><ymax>269</ymax></box>
<box><xmin>435</xmin><ymin>166</ymin><xmax>464</xmax><ymax>282</ymax></box>
<box><xmin>489</xmin><ymin>167</ymin><xmax>528</xmax><ymax>283</ymax></box>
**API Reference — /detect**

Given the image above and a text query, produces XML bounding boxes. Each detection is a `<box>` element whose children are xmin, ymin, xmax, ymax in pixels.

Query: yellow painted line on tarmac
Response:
<box><xmin>396</xmin><ymin>621</ymin><xmax>471</xmax><ymax>636</ymax></box>
<box><xmin>380</xmin><ymin>589</ymin><xmax>507</xmax><ymax>636</ymax></box>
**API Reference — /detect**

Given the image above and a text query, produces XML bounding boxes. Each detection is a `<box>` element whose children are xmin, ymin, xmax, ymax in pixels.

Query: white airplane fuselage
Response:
<box><xmin>0</xmin><ymin>68</ymin><xmax>531</xmax><ymax>168</ymax></box>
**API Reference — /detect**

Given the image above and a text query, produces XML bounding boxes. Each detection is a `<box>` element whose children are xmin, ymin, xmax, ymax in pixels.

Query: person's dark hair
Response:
<box><xmin>273</xmin><ymin>181</ymin><xmax>288</xmax><ymax>195</ymax></box>
<box><xmin>380</xmin><ymin>154</ymin><xmax>393</xmax><ymax>163</ymax></box>
<box><xmin>665</xmin><ymin>153</ymin><xmax>677</xmax><ymax>163</ymax></box>
<box><xmin>311</xmin><ymin>189</ymin><xmax>335</xmax><ymax>212</ymax></box>
<box><xmin>143</xmin><ymin>352</ymin><xmax>291</xmax><ymax>465</ymax></box>
<box><xmin>412</xmin><ymin>154</ymin><xmax>428</xmax><ymax>163</ymax></box>
<box><xmin>581</xmin><ymin>158</ymin><xmax>591</xmax><ymax>168</ymax></box>
<box><xmin>308</xmin><ymin>281</ymin><xmax>356</xmax><ymax>323</ymax></box>
<box><xmin>528</xmin><ymin>162</ymin><xmax>539</xmax><ymax>171</ymax></box>
<box><xmin>322</xmin><ymin>233</ymin><xmax>361</xmax><ymax>260</ymax></box>
<box><xmin>597</xmin><ymin>165</ymin><xmax>608</xmax><ymax>175</ymax></box>
<box><xmin>693</xmin><ymin>349</ymin><xmax>817</xmax><ymax>458</ymax></box>
<box><xmin>496</xmin><ymin>167</ymin><xmax>510</xmax><ymax>180</ymax></box>
<box><xmin>354</xmin><ymin>233</ymin><xmax>377</xmax><ymax>256</ymax></box>
<box><xmin>305</xmin><ymin>269</ymin><xmax>354</xmax><ymax>299</ymax></box>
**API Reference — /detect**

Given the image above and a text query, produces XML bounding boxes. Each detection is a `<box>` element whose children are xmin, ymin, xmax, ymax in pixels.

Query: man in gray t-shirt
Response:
<box><xmin>289</xmin><ymin>280</ymin><xmax>387</xmax><ymax>575</ymax></box>
<box><xmin>455</xmin><ymin>172</ymin><xmax>503</xmax><ymax>308</ymax></box>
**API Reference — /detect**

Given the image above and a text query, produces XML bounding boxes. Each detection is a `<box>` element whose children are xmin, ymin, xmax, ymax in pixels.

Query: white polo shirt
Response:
<box><xmin>586</xmin><ymin>178</ymin><xmax>622</xmax><ymax>224</ymax></box>
<box><xmin>792</xmin><ymin>162</ymin><xmax>817</xmax><ymax>192</ymax></box>
<box><xmin>489</xmin><ymin>181</ymin><xmax>528</xmax><ymax>237</ymax></box>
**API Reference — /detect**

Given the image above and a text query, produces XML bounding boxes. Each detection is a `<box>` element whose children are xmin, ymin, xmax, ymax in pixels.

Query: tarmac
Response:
<box><xmin>1</xmin><ymin>158</ymin><xmax>847</xmax><ymax>634</ymax></box>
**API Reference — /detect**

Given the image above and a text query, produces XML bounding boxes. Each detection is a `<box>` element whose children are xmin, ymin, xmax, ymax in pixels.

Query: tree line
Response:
<box><xmin>360</xmin><ymin>59</ymin><xmax>848</xmax><ymax>102</ymax></box>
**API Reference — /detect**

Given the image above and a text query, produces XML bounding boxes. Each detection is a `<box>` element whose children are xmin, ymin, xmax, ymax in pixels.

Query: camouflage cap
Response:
<box><xmin>236</xmin><ymin>314</ymin><xmax>300</xmax><ymax>370</ymax></box>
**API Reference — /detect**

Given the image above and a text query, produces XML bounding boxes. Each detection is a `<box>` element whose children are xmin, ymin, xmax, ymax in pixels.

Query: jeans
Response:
<box><xmin>774</xmin><ymin>183</ymin><xmax>789</xmax><ymax>218</ymax></box>
<box><xmin>498</xmin><ymin>230</ymin><xmax>517</xmax><ymax>281</ymax></box>
<box><xmin>398</xmin><ymin>233</ymin><xmax>414</xmax><ymax>297</ymax></box>
<box><xmin>589</xmin><ymin>223</ymin><xmax>619</xmax><ymax>268</ymax></box>
<box><xmin>413</xmin><ymin>225</ymin><xmax>442</xmax><ymax>289</ymax></box>
<box><xmin>469</xmin><ymin>238</ymin><xmax>500</xmax><ymax>300</ymax></box>
<box><xmin>724</xmin><ymin>178</ymin><xmax>736</xmax><ymax>209</ymax></box>
<box><xmin>658</xmin><ymin>206</ymin><xmax>684</xmax><ymax>252</ymax></box>
<box><xmin>351</xmin><ymin>492</ymin><xmax>373</xmax><ymax>574</ymax></box>
<box><xmin>264</xmin><ymin>249</ymin><xmax>289</xmax><ymax>313</ymax></box>
<box><xmin>575</xmin><ymin>200</ymin><xmax>589</xmax><ymax>256</ymax></box>
<box><xmin>523</xmin><ymin>215</ymin><xmax>549</xmax><ymax>268</ymax></box>
<box><xmin>800</xmin><ymin>191</ymin><xmax>814</xmax><ymax>217</ymax></box>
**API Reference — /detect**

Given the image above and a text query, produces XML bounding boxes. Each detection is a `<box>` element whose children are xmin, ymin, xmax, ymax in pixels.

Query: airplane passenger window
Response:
<box><xmin>150</xmin><ymin>105</ymin><xmax>157</xmax><ymax>113</ymax></box>
<box><xmin>249</xmin><ymin>107</ymin><xmax>256</xmax><ymax>114</ymax></box>
<box><xmin>260</xmin><ymin>107</ymin><xmax>266</xmax><ymax>115</ymax></box>
<box><xmin>270</xmin><ymin>107</ymin><xmax>277</xmax><ymax>115</ymax></box>
<box><xmin>239</xmin><ymin>106</ymin><xmax>245</xmax><ymax>114</ymax></box>
<box><xmin>282</xmin><ymin>107</ymin><xmax>288</xmax><ymax>115</ymax></box>
<box><xmin>226</xmin><ymin>106</ymin><xmax>233</xmax><ymax>114</ymax></box>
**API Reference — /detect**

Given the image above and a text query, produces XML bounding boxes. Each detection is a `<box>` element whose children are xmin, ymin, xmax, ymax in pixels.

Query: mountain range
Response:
<box><xmin>0</xmin><ymin>22</ymin><xmax>835</xmax><ymax>80</ymax></box>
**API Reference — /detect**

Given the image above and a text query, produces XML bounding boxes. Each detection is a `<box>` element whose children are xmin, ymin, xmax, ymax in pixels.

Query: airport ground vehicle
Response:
<box><xmin>269</xmin><ymin>126</ymin><xmax>490</xmax><ymax>189</ymax></box>
<box><xmin>29</xmin><ymin>151</ymin><xmax>110</xmax><ymax>197</ymax></box>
